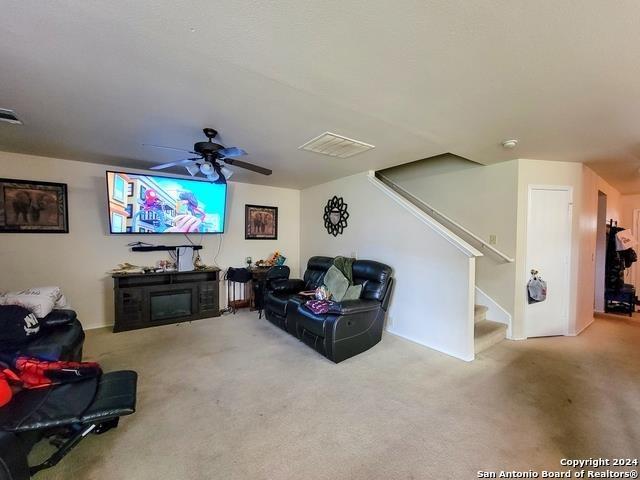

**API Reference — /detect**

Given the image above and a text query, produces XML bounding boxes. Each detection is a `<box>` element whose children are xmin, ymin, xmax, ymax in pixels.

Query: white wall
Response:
<box><xmin>515</xmin><ymin>160</ymin><xmax>620</xmax><ymax>338</ymax></box>
<box><xmin>300</xmin><ymin>172</ymin><xmax>478</xmax><ymax>361</ymax></box>
<box><xmin>0</xmin><ymin>152</ymin><xmax>300</xmax><ymax>329</ymax></box>
<box><xmin>381</xmin><ymin>159</ymin><xmax>518</xmax><ymax>319</ymax></box>
<box><xmin>617</xmin><ymin>193</ymin><xmax>640</xmax><ymax>292</ymax></box>
<box><xmin>383</xmin><ymin>156</ymin><xmax>623</xmax><ymax>340</ymax></box>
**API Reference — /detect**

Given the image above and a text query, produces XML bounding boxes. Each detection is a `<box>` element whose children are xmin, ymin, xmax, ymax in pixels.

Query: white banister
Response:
<box><xmin>366</xmin><ymin>171</ymin><xmax>482</xmax><ymax>258</ymax></box>
<box><xmin>373</xmin><ymin>171</ymin><xmax>515</xmax><ymax>263</ymax></box>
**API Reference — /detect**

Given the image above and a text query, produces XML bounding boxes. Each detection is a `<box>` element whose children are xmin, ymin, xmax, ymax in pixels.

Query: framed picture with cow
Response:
<box><xmin>0</xmin><ymin>178</ymin><xmax>69</xmax><ymax>233</ymax></box>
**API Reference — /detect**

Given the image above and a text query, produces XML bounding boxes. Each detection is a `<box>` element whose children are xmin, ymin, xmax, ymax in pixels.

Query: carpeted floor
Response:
<box><xmin>36</xmin><ymin>312</ymin><xmax>640</xmax><ymax>480</ymax></box>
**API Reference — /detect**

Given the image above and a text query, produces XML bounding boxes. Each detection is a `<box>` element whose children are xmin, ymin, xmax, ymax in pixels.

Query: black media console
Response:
<box><xmin>112</xmin><ymin>269</ymin><xmax>221</xmax><ymax>332</ymax></box>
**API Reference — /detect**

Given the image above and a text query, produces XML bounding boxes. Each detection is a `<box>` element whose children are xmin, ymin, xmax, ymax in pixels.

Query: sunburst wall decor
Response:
<box><xmin>323</xmin><ymin>196</ymin><xmax>349</xmax><ymax>236</ymax></box>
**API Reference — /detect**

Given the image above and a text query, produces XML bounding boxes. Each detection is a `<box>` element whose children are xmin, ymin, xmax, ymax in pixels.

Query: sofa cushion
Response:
<box><xmin>327</xmin><ymin>299</ymin><xmax>380</xmax><ymax>315</ymax></box>
<box><xmin>303</xmin><ymin>256</ymin><xmax>333</xmax><ymax>289</ymax></box>
<box><xmin>323</xmin><ymin>266</ymin><xmax>349</xmax><ymax>301</ymax></box>
<box><xmin>342</xmin><ymin>284</ymin><xmax>363</xmax><ymax>301</ymax></box>
<box><xmin>41</xmin><ymin>309</ymin><xmax>78</xmax><ymax>327</ymax></box>
<box><xmin>352</xmin><ymin>260</ymin><xmax>393</xmax><ymax>302</ymax></box>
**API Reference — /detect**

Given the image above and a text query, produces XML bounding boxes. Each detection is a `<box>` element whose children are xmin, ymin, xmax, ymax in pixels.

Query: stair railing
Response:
<box><xmin>374</xmin><ymin>171</ymin><xmax>515</xmax><ymax>263</ymax></box>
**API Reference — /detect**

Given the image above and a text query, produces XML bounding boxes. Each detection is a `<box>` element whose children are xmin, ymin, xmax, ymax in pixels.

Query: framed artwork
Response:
<box><xmin>245</xmin><ymin>204</ymin><xmax>278</xmax><ymax>240</ymax></box>
<box><xmin>0</xmin><ymin>178</ymin><xmax>69</xmax><ymax>233</ymax></box>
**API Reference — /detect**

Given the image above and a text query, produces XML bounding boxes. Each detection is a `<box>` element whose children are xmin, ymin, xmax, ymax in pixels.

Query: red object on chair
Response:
<box><xmin>0</xmin><ymin>370</ymin><xmax>16</xmax><ymax>407</ymax></box>
<box><xmin>13</xmin><ymin>357</ymin><xmax>101</xmax><ymax>389</ymax></box>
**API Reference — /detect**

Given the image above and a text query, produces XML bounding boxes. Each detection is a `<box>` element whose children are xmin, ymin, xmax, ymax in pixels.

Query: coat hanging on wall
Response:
<box><xmin>323</xmin><ymin>196</ymin><xmax>349</xmax><ymax>236</ymax></box>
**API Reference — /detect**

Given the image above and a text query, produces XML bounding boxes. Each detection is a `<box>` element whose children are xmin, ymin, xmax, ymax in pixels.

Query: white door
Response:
<box><xmin>525</xmin><ymin>186</ymin><xmax>572</xmax><ymax>337</ymax></box>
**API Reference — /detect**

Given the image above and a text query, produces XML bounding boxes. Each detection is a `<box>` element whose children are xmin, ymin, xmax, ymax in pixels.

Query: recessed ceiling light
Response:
<box><xmin>0</xmin><ymin>108</ymin><xmax>23</xmax><ymax>125</ymax></box>
<box><xmin>501</xmin><ymin>139</ymin><xmax>518</xmax><ymax>149</ymax></box>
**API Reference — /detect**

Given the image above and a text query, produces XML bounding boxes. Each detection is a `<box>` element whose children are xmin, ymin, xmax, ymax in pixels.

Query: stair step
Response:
<box><xmin>474</xmin><ymin>305</ymin><xmax>488</xmax><ymax>324</ymax></box>
<box><xmin>474</xmin><ymin>320</ymin><xmax>507</xmax><ymax>354</ymax></box>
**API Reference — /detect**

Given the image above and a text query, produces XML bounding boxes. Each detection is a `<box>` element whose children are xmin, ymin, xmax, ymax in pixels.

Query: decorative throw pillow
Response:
<box><xmin>322</xmin><ymin>265</ymin><xmax>349</xmax><ymax>302</ymax></box>
<box><xmin>0</xmin><ymin>287</ymin><xmax>66</xmax><ymax>318</ymax></box>
<box><xmin>341</xmin><ymin>284</ymin><xmax>363</xmax><ymax>301</ymax></box>
<box><xmin>0</xmin><ymin>305</ymin><xmax>41</xmax><ymax>348</ymax></box>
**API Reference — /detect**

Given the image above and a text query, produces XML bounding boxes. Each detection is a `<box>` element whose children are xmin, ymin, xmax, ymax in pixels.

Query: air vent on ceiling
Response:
<box><xmin>0</xmin><ymin>109</ymin><xmax>23</xmax><ymax>125</ymax></box>
<box><xmin>299</xmin><ymin>132</ymin><xmax>375</xmax><ymax>158</ymax></box>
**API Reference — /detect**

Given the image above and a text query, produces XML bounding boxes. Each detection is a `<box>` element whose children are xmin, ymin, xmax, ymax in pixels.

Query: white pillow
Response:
<box><xmin>0</xmin><ymin>286</ymin><xmax>67</xmax><ymax>318</ymax></box>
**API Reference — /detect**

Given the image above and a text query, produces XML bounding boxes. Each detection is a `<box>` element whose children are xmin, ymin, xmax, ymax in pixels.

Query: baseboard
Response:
<box><xmin>85</xmin><ymin>323</ymin><xmax>114</xmax><ymax>331</ymax></box>
<box><xmin>384</xmin><ymin>328</ymin><xmax>474</xmax><ymax>362</ymax></box>
<box><xmin>568</xmin><ymin>317</ymin><xmax>595</xmax><ymax>336</ymax></box>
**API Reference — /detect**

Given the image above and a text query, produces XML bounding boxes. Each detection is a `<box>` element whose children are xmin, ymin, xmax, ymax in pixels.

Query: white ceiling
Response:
<box><xmin>2</xmin><ymin>1</ymin><xmax>640</xmax><ymax>189</ymax></box>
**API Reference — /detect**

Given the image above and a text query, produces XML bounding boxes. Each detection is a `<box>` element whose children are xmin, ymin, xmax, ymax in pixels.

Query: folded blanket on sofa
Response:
<box><xmin>0</xmin><ymin>287</ymin><xmax>69</xmax><ymax>319</ymax></box>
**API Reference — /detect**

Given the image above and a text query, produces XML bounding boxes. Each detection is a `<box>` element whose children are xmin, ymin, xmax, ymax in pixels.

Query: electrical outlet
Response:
<box><xmin>489</xmin><ymin>235</ymin><xmax>497</xmax><ymax>245</ymax></box>
<box><xmin>350</xmin><ymin>251</ymin><xmax>357</xmax><ymax>259</ymax></box>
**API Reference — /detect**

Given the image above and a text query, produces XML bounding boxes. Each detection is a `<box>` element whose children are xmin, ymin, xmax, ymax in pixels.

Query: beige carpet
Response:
<box><xmin>34</xmin><ymin>312</ymin><xmax>640</xmax><ymax>480</ymax></box>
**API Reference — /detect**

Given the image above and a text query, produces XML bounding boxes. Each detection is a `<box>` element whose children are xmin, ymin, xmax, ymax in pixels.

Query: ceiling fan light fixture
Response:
<box><xmin>199</xmin><ymin>162</ymin><xmax>215</xmax><ymax>176</ymax></box>
<box><xmin>220</xmin><ymin>166</ymin><xmax>233</xmax><ymax>180</ymax></box>
<box><xmin>185</xmin><ymin>163</ymin><xmax>200</xmax><ymax>176</ymax></box>
<box><xmin>206</xmin><ymin>172</ymin><xmax>220</xmax><ymax>182</ymax></box>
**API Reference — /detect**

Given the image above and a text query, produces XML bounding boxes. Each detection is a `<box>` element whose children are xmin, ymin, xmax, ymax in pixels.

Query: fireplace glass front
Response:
<box><xmin>150</xmin><ymin>290</ymin><xmax>192</xmax><ymax>321</ymax></box>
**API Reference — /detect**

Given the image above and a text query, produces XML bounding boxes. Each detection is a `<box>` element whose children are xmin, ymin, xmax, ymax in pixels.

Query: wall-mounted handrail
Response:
<box><xmin>374</xmin><ymin>171</ymin><xmax>515</xmax><ymax>263</ymax></box>
<box><xmin>367</xmin><ymin>171</ymin><xmax>482</xmax><ymax>258</ymax></box>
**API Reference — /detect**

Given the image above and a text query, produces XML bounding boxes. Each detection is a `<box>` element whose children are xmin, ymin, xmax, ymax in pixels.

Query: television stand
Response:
<box><xmin>112</xmin><ymin>268</ymin><xmax>220</xmax><ymax>332</ymax></box>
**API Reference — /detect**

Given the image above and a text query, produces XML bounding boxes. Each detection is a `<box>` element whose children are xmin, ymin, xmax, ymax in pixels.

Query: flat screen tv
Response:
<box><xmin>106</xmin><ymin>171</ymin><xmax>227</xmax><ymax>234</ymax></box>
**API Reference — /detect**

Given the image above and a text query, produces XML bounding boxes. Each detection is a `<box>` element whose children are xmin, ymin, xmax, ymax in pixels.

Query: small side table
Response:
<box><xmin>248</xmin><ymin>266</ymin><xmax>271</xmax><ymax>312</ymax></box>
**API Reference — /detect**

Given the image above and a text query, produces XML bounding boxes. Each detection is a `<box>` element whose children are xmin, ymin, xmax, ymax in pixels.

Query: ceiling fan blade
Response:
<box><xmin>217</xmin><ymin>147</ymin><xmax>247</xmax><ymax>158</ymax></box>
<box><xmin>143</xmin><ymin>144</ymin><xmax>197</xmax><ymax>155</ymax></box>
<box><xmin>149</xmin><ymin>158</ymin><xmax>200</xmax><ymax>170</ymax></box>
<box><xmin>222</xmin><ymin>158</ymin><xmax>272</xmax><ymax>175</ymax></box>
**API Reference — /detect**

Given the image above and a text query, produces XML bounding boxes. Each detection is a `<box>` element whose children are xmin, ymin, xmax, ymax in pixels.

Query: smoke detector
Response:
<box><xmin>501</xmin><ymin>139</ymin><xmax>518</xmax><ymax>149</ymax></box>
<box><xmin>299</xmin><ymin>132</ymin><xmax>375</xmax><ymax>158</ymax></box>
<box><xmin>0</xmin><ymin>109</ymin><xmax>23</xmax><ymax>125</ymax></box>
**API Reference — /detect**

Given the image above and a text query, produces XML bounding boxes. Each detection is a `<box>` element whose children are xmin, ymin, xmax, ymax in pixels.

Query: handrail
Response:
<box><xmin>374</xmin><ymin>171</ymin><xmax>515</xmax><ymax>263</ymax></box>
<box><xmin>366</xmin><ymin>172</ymin><xmax>482</xmax><ymax>258</ymax></box>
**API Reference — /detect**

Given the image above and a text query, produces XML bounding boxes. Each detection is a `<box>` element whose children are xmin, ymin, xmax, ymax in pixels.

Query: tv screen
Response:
<box><xmin>106</xmin><ymin>171</ymin><xmax>227</xmax><ymax>234</ymax></box>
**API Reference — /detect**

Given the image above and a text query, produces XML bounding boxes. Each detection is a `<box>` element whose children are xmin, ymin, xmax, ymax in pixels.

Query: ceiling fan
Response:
<box><xmin>144</xmin><ymin>128</ymin><xmax>272</xmax><ymax>183</ymax></box>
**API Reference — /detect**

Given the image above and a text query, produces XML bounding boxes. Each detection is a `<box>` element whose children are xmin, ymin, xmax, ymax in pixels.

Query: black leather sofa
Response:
<box><xmin>264</xmin><ymin>256</ymin><xmax>393</xmax><ymax>363</ymax></box>
<box><xmin>0</xmin><ymin>309</ymin><xmax>137</xmax><ymax>480</ymax></box>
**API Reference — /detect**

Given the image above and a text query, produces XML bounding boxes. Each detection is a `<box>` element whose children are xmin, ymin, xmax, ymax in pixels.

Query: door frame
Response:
<box><xmin>525</xmin><ymin>184</ymin><xmax>573</xmax><ymax>337</ymax></box>
<box><xmin>631</xmin><ymin>209</ymin><xmax>640</xmax><ymax>292</ymax></box>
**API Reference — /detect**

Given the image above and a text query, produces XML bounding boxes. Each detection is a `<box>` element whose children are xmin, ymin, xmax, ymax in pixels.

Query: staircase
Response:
<box><xmin>474</xmin><ymin>305</ymin><xmax>507</xmax><ymax>354</ymax></box>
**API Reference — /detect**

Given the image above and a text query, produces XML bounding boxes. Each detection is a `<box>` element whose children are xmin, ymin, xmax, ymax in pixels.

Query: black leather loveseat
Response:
<box><xmin>263</xmin><ymin>256</ymin><xmax>393</xmax><ymax>363</ymax></box>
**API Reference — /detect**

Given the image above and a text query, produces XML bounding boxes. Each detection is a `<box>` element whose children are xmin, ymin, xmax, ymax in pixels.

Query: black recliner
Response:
<box><xmin>263</xmin><ymin>256</ymin><xmax>393</xmax><ymax>363</ymax></box>
<box><xmin>0</xmin><ymin>309</ymin><xmax>137</xmax><ymax>480</ymax></box>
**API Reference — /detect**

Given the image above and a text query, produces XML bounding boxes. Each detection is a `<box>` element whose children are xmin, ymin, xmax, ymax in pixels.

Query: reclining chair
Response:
<box><xmin>263</xmin><ymin>256</ymin><xmax>393</xmax><ymax>363</ymax></box>
<box><xmin>0</xmin><ymin>309</ymin><xmax>137</xmax><ymax>480</ymax></box>
<box><xmin>0</xmin><ymin>371</ymin><xmax>137</xmax><ymax>479</ymax></box>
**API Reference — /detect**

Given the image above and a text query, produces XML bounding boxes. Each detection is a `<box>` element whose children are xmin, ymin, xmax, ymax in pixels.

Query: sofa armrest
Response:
<box><xmin>271</xmin><ymin>279</ymin><xmax>306</xmax><ymax>294</ymax></box>
<box><xmin>40</xmin><ymin>309</ymin><xmax>77</xmax><ymax>328</ymax></box>
<box><xmin>328</xmin><ymin>299</ymin><xmax>380</xmax><ymax>315</ymax></box>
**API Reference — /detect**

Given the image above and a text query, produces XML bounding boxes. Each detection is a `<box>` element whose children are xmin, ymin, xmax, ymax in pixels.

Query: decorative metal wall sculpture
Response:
<box><xmin>323</xmin><ymin>196</ymin><xmax>349</xmax><ymax>236</ymax></box>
